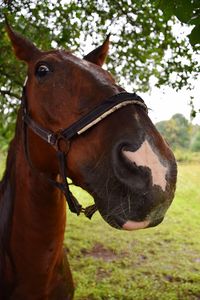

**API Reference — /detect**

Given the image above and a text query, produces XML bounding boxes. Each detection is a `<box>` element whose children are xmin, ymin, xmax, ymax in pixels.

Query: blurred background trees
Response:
<box><xmin>156</xmin><ymin>114</ymin><xmax>200</xmax><ymax>161</ymax></box>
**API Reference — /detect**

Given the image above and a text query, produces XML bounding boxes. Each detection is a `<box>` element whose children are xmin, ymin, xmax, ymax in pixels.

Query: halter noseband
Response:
<box><xmin>22</xmin><ymin>84</ymin><xmax>148</xmax><ymax>219</ymax></box>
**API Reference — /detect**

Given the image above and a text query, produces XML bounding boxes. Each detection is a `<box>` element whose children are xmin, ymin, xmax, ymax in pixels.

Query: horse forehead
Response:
<box><xmin>32</xmin><ymin>50</ymin><xmax>115</xmax><ymax>88</ymax></box>
<box><xmin>58</xmin><ymin>50</ymin><xmax>114</xmax><ymax>82</ymax></box>
<box><xmin>59</xmin><ymin>51</ymin><xmax>91</xmax><ymax>69</ymax></box>
<box><xmin>35</xmin><ymin>50</ymin><xmax>72</xmax><ymax>63</ymax></box>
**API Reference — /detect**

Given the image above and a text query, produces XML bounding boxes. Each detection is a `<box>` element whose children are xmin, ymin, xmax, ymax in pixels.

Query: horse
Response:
<box><xmin>0</xmin><ymin>22</ymin><xmax>177</xmax><ymax>299</ymax></box>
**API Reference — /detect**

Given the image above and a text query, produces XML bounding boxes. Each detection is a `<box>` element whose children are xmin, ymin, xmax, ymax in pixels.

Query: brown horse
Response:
<box><xmin>0</xmin><ymin>23</ymin><xmax>177</xmax><ymax>299</ymax></box>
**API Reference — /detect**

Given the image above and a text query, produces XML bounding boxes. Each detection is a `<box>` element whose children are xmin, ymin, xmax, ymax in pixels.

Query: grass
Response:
<box><xmin>0</xmin><ymin>153</ymin><xmax>199</xmax><ymax>299</ymax></box>
<box><xmin>0</xmin><ymin>151</ymin><xmax>5</xmax><ymax>176</ymax></box>
<box><xmin>66</xmin><ymin>164</ymin><xmax>200</xmax><ymax>300</ymax></box>
<box><xmin>174</xmin><ymin>149</ymin><xmax>200</xmax><ymax>164</ymax></box>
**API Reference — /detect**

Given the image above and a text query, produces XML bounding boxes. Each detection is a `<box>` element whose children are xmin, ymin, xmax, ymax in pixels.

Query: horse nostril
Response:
<box><xmin>121</xmin><ymin>140</ymin><xmax>168</xmax><ymax>192</ymax></box>
<box><xmin>112</xmin><ymin>142</ymin><xmax>152</xmax><ymax>191</ymax></box>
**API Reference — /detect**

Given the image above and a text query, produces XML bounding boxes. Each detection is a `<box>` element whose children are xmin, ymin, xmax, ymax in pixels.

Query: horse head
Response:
<box><xmin>6</xmin><ymin>24</ymin><xmax>177</xmax><ymax>231</ymax></box>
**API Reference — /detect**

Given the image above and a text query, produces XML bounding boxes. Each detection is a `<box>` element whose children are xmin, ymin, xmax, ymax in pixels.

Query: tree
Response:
<box><xmin>156</xmin><ymin>114</ymin><xmax>191</xmax><ymax>149</ymax></box>
<box><xmin>190</xmin><ymin>130</ymin><xmax>200</xmax><ymax>151</ymax></box>
<box><xmin>0</xmin><ymin>0</ymin><xmax>199</xmax><ymax>146</ymax></box>
<box><xmin>156</xmin><ymin>0</ymin><xmax>200</xmax><ymax>46</ymax></box>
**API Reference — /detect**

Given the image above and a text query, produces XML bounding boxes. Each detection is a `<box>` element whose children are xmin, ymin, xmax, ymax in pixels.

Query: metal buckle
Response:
<box><xmin>80</xmin><ymin>207</ymin><xmax>86</xmax><ymax>213</ymax></box>
<box><xmin>55</xmin><ymin>133</ymin><xmax>70</xmax><ymax>153</ymax></box>
<box><xmin>47</xmin><ymin>133</ymin><xmax>52</xmax><ymax>144</ymax></box>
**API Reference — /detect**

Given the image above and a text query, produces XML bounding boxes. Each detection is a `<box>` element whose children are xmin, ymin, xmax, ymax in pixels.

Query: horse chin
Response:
<box><xmin>93</xmin><ymin>208</ymin><xmax>147</xmax><ymax>230</ymax></box>
<box><xmin>98</xmin><ymin>209</ymin><xmax>165</xmax><ymax>231</ymax></box>
<box><xmin>112</xmin><ymin>215</ymin><xmax>151</xmax><ymax>231</ymax></box>
<box><xmin>92</xmin><ymin>190</ymin><xmax>169</xmax><ymax>231</ymax></box>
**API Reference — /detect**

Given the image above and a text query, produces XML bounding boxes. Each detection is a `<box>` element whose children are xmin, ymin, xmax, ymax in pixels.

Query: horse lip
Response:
<box><xmin>122</xmin><ymin>219</ymin><xmax>150</xmax><ymax>231</ymax></box>
<box><xmin>122</xmin><ymin>216</ymin><xmax>164</xmax><ymax>230</ymax></box>
<box><xmin>111</xmin><ymin>215</ymin><xmax>150</xmax><ymax>231</ymax></box>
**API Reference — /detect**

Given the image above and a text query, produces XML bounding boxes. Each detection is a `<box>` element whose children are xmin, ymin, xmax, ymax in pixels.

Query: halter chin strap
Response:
<box><xmin>21</xmin><ymin>85</ymin><xmax>148</xmax><ymax>219</ymax></box>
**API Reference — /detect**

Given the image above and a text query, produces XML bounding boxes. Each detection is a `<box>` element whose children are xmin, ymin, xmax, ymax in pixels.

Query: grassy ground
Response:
<box><xmin>66</xmin><ymin>164</ymin><xmax>200</xmax><ymax>300</ymax></box>
<box><xmin>0</xmin><ymin>155</ymin><xmax>199</xmax><ymax>299</ymax></box>
<box><xmin>0</xmin><ymin>151</ymin><xmax>5</xmax><ymax>176</ymax></box>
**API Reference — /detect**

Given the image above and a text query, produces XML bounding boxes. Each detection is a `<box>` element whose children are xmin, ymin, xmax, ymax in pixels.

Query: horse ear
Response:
<box><xmin>5</xmin><ymin>21</ymin><xmax>40</xmax><ymax>62</ymax></box>
<box><xmin>84</xmin><ymin>34</ymin><xmax>110</xmax><ymax>66</ymax></box>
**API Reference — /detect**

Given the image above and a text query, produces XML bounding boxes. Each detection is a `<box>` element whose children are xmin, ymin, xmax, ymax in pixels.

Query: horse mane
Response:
<box><xmin>0</xmin><ymin>109</ymin><xmax>22</xmax><ymax>293</ymax></box>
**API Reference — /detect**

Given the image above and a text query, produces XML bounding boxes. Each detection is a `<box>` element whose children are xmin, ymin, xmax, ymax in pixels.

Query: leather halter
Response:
<box><xmin>21</xmin><ymin>83</ymin><xmax>148</xmax><ymax>219</ymax></box>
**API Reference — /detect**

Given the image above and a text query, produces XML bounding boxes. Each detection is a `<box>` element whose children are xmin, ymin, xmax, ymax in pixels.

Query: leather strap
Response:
<box><xmin>22</xmin><ymin>88</ymin><xmax>147</xmax><ymax>149</ymax></box>
<box><xmin>21</xmin><ymin>86</ymin><xmax>147</xmax><ymax>219</ymax></box>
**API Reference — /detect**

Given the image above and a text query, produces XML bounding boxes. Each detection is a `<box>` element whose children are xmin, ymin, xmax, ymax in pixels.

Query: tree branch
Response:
<box><xmin>0</xmin><ymin>70</ymin><xmax>23</xmax><ymax>87</ymax></box>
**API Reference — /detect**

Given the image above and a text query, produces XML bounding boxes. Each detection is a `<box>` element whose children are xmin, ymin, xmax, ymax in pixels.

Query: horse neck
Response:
<box><xmin>12</xmin><ymin>109</ymin><xmax>66</xmax><ymax>232</ymax></box>
<box><xmin>13</xmin><ymin>134</ymin><xmax>66</xmax><ymax>240</ymax></box>
<box><xmin>5</xmin><ymin>112</ymin><xmax>67</xmax><ymax>295</ymax></box>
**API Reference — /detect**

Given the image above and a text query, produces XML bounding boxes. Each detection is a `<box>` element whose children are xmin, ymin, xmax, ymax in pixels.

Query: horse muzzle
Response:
<box><xmin>100</xmin><ymin>199</ymin><xmax>168</xmax><ymax>231</ymax></box>
<box><xmin>94</xmin><ymin>138</ymin><xmax>177</xmax><ymax>231</ymax></box>
<box><xmin>110</xmin><ymin>205</ymin><xmax>166</xmax><ymax>231</ymax></box>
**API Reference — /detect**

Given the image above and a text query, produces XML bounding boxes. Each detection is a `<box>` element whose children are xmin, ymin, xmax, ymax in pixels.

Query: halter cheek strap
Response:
<box><xmin>22</xmin><ymin>89</ymin><xmax>97</xmax><ymax>218</ymax></box>
<box><xmin>21</xmin><ymin>86</ymin><xmax>148</xmax><ymax>219</ymax></box>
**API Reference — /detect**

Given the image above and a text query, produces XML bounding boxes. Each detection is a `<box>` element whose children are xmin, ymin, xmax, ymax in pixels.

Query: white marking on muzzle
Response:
<box><xmin>123</xmin><ymin>140</ymin><xmax>167</xmax><ymax>191</ymax></box>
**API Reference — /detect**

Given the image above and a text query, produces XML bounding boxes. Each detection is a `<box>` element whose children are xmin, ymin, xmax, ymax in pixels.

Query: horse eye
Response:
<box><xmin>36</xmin><ymin>65</ymin><xmax>50</xmax><ymax>78</ymax></box>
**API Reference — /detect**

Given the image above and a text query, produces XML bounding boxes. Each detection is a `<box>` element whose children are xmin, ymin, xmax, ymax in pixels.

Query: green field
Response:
<box><xmin>66</xmin><ymin>164</ymin><xmax>200</xmax><ymax>300</ymax></box>
<box><xmin>0</xmin><ymin>160</ymin><xmax>199</xmax><ymax>299</ymax></box>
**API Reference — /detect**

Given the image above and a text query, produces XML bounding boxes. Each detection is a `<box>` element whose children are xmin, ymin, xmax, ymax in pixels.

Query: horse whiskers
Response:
<box><xmin>104</xmin><ymin>215</ymin><xmax>121</xmax><ymax>229</ymax></box>
<box><xmin>121</xmin><ymin>202</ymin><xmax>128</xmax><ymax>219</ymax></box>
<box><xmin>101</xmin><ymin>203</ymin><xmax>131</xmax><ymax>220</ymax></box>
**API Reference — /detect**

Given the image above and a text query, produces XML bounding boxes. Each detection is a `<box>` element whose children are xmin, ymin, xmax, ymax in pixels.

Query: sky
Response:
<box><xmin>140</xmin><ymin>82</ymin><xmax>200</xmax><ymax>125</ymax></box>
<box><xmin>83</xmin><ymin>20</ymin><xmax>200</xmax><ymax>126</ymax></box>
<box><xmin>122</xmin><ymin>23</ymin><xmax>200</xmax><ymax>126</ymax></box>
<box><xmin>121</xmin><ymin>70</ymin><xmax>200</xmax><ymax>126</ymax></box>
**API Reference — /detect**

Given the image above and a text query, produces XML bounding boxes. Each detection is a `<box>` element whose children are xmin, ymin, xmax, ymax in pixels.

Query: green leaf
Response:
<box><xmin>174</xmin><ymin>0</ymin><xmax>194</xmax><ymax>23</ymax></box>
<box><xmin>188</xmin><ymin>25</ymin><xmax>200</xmax><ymax>46</ymax></box>
<box><xmin>157</xmin><ymin>0</ymin><xmax>175</xmax><ymax>20</ymax></box>
<box><xmin>190</xmin><ymin>15</ymin><xmax>200</xmax><ymax>26</ymax></box>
